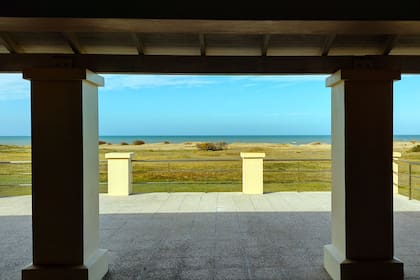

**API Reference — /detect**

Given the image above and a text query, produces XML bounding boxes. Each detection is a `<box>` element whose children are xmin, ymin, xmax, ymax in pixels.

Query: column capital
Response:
<box><xmin>326</xmin><ymin>69</ymin><xmax>401</xmax><ymax>87</ymax></box>
<box><xmin>23</xmin><ymin>68</ymin><xmax>104</xmax><ymax>87</ymax></box>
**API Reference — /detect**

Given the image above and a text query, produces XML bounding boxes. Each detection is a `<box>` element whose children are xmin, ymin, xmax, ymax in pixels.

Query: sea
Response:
<box><xmin>1</xmin><ymin>135</ymin><xmax>420</xmax><ymax>146</ymax></box>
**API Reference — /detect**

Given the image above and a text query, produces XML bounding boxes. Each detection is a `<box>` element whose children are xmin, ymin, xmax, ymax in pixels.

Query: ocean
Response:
<box><xmin>1</xmin><ymin>135</ymin><xmax>420</xmax><ymax>146</ymax></box>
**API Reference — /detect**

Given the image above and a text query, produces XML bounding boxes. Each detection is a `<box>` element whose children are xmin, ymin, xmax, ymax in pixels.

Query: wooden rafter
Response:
<box><xmin>199</xmin><ymin>34</ymin><xmax>206</xmax><ymax>56</ymax></box>
<box><xmin>62</xmin><ymin>32</ymin><xmax>83</xmax><ymax>54</ymax></box>
<box><xmin>131</xmin><ymin>33</ymin><xmax>144</xmax><ymax>55</ymax></box>
<box><xmin>0</xmin><ymin>32</ymin><xmax>21</xmax><ymax>54</ymax></box>
<box><xmin>261</xmin><ymin>35</ymin><xmax>270</xmax><ymax>56</ymax></box>
<box><xmin>322</xmin><ymin>34</ymin><xmax>336</xmax><ymax>56</ymax></box>
<box><xmin>383</xmin><ymin>35</ymin><xmax>399</xmax><ymax>55</ymax></box>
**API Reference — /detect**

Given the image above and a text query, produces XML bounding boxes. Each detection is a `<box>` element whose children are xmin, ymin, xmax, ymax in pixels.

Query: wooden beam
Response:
<box><xmin>261</xmin><ymin>35</ymin><xmax>270</xmax><ymax>56</ymax></box>
<box><xmin>131</xmin><ymin>33</ymin><xmax>144</xmax><ymax>55</ymax></box>
<box><xmin>383</xmin><ymin>35</ymin><xmax>399</xmax><ymax>55</ymax></box>
<box><xmin>0</xmin><ymin>33</ymin><xmax>21</xmax><ymax>54</ymax></box>
<box><xmin>62</xmin><ymin>32</ymin><xmax>83</xmax><ymax>54</ymax></box>
<box><xmin>2</xmin><ymin>18</ymin><xmax>420</xmax><ymax>35</ymax></box>
<box><xmin>322</xmin><ymin>34</ymin><xmax>336</xmax><ymax>56</ymax></box>
<box><xmin>199</xmin><ymin>34</ymin><xmax>206</xmax><ymax>56</ymax></box>
<box><xmin>2</xmin><ymin>54</ymin><xmax>420</xmax><ymax>74</ymax></box>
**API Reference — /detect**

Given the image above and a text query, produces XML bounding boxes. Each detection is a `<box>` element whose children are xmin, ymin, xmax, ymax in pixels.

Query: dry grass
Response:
<box><xmin>2</xmin><ymin>141</ymin><xmax>420</xmax><ymax>197</ymax></box>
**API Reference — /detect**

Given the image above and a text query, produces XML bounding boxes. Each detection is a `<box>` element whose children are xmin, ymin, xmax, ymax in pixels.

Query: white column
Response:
<box><xmin>323</xmin><ymin>70</ymin><xmax>403</xmax><ymax>280</ymax></box>
<box><xmin>22</xmin><ymin>68</ymin><xmax>108</xmax><ymax>280</ymax></box>
<box><xmin>105</xmin><ymin>152</ymin><xmax>134</xmax><ymax>196</ymax></box>
<box><xmin>393</xmin><ymin>152</ymin><xmax>401</xmax><ymax>194</ymax></box>
<box><xmin>240</xmin><ymin>152</ymin><xmax>265</xmax><ymax>194</ymax></box>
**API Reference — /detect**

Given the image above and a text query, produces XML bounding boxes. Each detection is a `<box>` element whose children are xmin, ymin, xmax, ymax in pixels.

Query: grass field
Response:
<box><xmin>1</xmin><ymin>141</ymin><xmax>420</xmax><ymax>198</ymax></box>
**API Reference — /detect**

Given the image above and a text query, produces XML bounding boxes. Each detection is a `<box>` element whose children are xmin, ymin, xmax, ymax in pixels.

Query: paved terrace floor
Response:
<box><xmin>1</xmin><ymin>192</ymin><xmax>420</xmax><ymax>280</ymax></box>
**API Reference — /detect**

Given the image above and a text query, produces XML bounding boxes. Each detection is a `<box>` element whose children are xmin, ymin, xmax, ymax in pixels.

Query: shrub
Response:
<box><xmin>409</xmin><ymin>145</ymin><xmax>420</xmax><ymax>152</ymax></box>
<box><xmin>132</xmin><ymin>140</ymin><xmax>145</xmax><ymax>145</ymax></box>
<box><xmin>196</xmin><ymin>142</ymin><xmax>227</xmax><ymax>151</ymax></box>
<box><xmin>98</xmin><ymin>140</ymin><xmax>107</xmax><ymax>145</ymax></box>
<box><xmin>120</xmin><ymin>142</ymin><xmax>129</xmax><ymax>145</ymax></box>
<box><xmin>164</xmin><ymin>141</ymin><xmax>170</xmax><ymax>144</ymax></box>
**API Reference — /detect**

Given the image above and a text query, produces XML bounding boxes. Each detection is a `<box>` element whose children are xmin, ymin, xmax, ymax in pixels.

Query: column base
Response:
<box><xmin>22</xmin><ymin>249</ymin><xmax>108</xmax><ymax>280</ymax></box>
<box><xmin>324</xmin><ymin>244</ymin><xmax>403</xmax><ymax>280</ymax></box>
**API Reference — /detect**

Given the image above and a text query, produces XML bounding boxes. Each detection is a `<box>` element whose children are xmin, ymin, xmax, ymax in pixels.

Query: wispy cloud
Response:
<box><xmin>101</xmin><ymin>74</ymin><xmax>327</xmax><ymax>92</ymax></box>
<box><xmin>226</xmin><ymin>75</ymin><xmax>327</xmax><ymax>83</ymax></box>
<box><xmin>102</xmin><ymin>74</ymin><xmax>216</xmax><ymax>91</ymax></box>
<box><xmin>0</xmin><ymin>73</ymin><xmax>328</xmax><ymax>99</ymax></box>
<box><xmin>0</xmin><ymin>74</ymin><xmax>30</xmax><ymax>100</ymax></box>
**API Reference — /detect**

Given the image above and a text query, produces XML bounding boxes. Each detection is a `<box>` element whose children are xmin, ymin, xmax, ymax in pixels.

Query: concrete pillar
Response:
<box><xmin>240</xmin><ymin>152</ymin><xmax>265</xmax><ymax>194</ymax></box>
<box><xmin>22</xmin><ymin>69</ymin><xmax>108</xmax><ymax>280</ymax></box>
<box><xmin>105</xmin><ymin>152</ymin><xmax>134</xmax><ymax>195</ymax></box>
<box><xmin>393</xmin><ymin>152</ymin><xmax>401</xmax><ymax>194</ymax></box>
<box><xmin>323</xmin><ymin>69</ymin><xmax>402</xmax><ymax>280</ymax></box>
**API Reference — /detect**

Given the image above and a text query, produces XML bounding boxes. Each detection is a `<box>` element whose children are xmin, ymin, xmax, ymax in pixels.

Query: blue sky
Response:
<box><xmin>0</xmin><ymin>73</ymin><xmax>419</xmax><ymax>136</ymax></box>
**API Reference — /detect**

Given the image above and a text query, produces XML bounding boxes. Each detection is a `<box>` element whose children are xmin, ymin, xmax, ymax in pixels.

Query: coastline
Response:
<box><xmin>1</xmin><ymin>135</ymin><xmax>420</xmax><ymax>147</ymax></box>
<box><xmin>0</xmin><ymin>140</ymin><xmax>418</xmax><ymax>151</ymax></box>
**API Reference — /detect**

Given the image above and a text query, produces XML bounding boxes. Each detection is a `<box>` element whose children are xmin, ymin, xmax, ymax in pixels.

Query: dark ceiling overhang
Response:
<box><xmin>2</xmin><ymin>1</ymin><xmax>420</xmax><ymax>20</ymax></box>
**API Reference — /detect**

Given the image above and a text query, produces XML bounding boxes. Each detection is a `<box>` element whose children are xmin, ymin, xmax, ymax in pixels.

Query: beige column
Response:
<box><xmin>393</xmin><ymin>152</ymin><xmax>401</xmax><ymax>194</ymax></box>
<box><xmin>241</xmin><ymin>152</ymin><xmax>265</xmax><ymax>194</ymax></box>
<box><xmin>323</xmin><ymin>70</ymin><xmax>402</xmax><ymax>280</ymax></box>
<box><xmin>105</xmin><ymin>152</ymin><xmax>134</xmax><ymax>195</ymax></box>
<box><xmin>22</xmin><ymin>69</ymin><xmax>108</xmax><ymax>280</ymax></box>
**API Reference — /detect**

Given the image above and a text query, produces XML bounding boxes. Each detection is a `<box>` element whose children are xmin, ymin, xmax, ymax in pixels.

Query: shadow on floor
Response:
<box><xmin>1</xmin><ymin>212</ymin><xmax>420</xmax><ymax>279</ymax></box>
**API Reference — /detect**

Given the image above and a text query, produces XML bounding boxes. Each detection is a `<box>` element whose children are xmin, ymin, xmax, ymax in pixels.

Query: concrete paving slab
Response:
<box><xmin>1</xmin><ymin>192</ymin><xmax>420</xmax><ymax>279</ymax></box>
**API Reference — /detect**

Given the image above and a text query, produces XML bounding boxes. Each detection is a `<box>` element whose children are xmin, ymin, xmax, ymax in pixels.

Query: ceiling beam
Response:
<box><xmin>131</xmin><ymin>33</ymin><xmax>144</xmax><ymax>55</ymax></box>
<box><xmin>261</xmin><ymin>35</ymin><xmax>270</xmax><ymax>56</ymax></box>
<box><xmin>383</xmin><ymin>35</ymin><xmax>399</xmax><ymax>55</ymax></box>
<box><xmin>199</xmin><ymin>34</ymin><xmax>206</xmax><ymax>56</ymax></box>
<box><xmin>2</xmin><ymin>18</ymin><xmax>420</xmax><ymax>35</ymax></box>
<box><xmin>322</xmin><ymin>34</ymin><xmax>336</xmax><ymax>56</ymax></box>
<box><xmin>0</xmin><ymin>33</ymin><xmax>21</xmax><ymax>54</ymax></box>
<box><xmin>62</xmin><ymin>32</ymin><xmax>83</xmax><ymax>54</ymax></box>
<box><xmin>1</xmin><ymin>54</ymin><xmax>420</xmax><ymax>74</ymax></box>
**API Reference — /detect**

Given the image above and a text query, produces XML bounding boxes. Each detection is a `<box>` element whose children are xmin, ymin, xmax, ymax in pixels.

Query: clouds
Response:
<box><xmin>101</xmin><ymin>74</ymin><xmax>328</xmax><ymax>92</ymax></box>
<box><xmin>102</xmin><ymin>74</ymin><xmax>216</xmax><ymax>92</ymax></box>
<box><xmin>0</xmin><ymin>74</ymin><xmax>30</xmax><ymax>100</ymax></box>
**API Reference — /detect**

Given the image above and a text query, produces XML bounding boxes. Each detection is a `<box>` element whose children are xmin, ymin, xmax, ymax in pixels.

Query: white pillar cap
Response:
<box><xmin>240</xmin><ymin>152</ymin><xmax>266</xmax><ymax>158</ymax></box>
<box><xmin>105</xmin><ymin>152</ymin><xmax>134</xmax><ymax>159</ymax></box>
<box><xmin>393</xmin><ymin>152</ymin><xmax>402</xmax><ymax>158</ymax></box>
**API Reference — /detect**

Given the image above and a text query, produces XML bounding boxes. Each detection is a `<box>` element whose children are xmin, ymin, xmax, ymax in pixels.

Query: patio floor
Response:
<box><xmin>1</xmin><ymin>192</ymin><xmax>420</xmax><ymax>279</ymax></box>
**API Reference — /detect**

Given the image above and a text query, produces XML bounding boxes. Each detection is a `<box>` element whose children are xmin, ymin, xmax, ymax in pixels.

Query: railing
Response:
<box><xmin>264</xmin><ymin>159</ymin><xmax>331</xmax><ymax>192</ymax></box>
<box><xmin>3</xmin><ymin>157</ymin><xmax>418</xmax><ymax>199</ymax></box>
<box><xmin>397</xmin><ymin>160</ymin><xmax>420</xmax><ymax>200</ymax></box>
<box><xmin>131</xmin><ymin>158</ymin><xmax>242</xmax><ymax>193</ymax></box>
<box><xmin>0</xmin><ymin>157</ymin><xmax>332</xmax><ymax>196</ymax></box>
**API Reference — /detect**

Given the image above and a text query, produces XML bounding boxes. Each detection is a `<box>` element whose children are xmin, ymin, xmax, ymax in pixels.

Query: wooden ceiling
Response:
<box><xmin>1</xmin><ymin>19</ymin><xmax>420</xmax><ymax>56</ymax></box>
<box><xmin>1</xmin><ymin>12</ymin><xmax>420</xmax><ymax>73</ymax></box>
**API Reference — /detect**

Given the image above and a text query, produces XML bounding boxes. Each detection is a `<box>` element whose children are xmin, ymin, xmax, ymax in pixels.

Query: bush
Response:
<box><xmin>132</xmin><ymin>140</ymin><xmax>145</xmax><ymax>145</ymax></box>
<box><xmin>196</xmin><ymin>142</ymin><xmax>227</xmax><ymax>151</ymax></box>
<box><xmin>98</xmin><ymin>140</ymin><xmax>107</xmax><ymax>145</ymax></box>
<box><xmin>120</xmin><ymin>142</ymin><xmax>129</xmax><ymax>145</ymax></box>
<box><xmin>409</xmin><ymin>145</ymin><xmax>420</xmax><ymax>152</ymax></box>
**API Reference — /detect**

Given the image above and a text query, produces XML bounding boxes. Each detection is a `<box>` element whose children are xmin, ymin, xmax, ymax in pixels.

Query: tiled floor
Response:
<box><xmin>1</xmin><ymin>192</ymin><xmax>420</xmax><ymax>279</ymax></box>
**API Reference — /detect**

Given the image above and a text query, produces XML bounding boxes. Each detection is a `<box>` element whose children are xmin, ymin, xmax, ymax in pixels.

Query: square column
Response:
<box><xmin>241</xmin><ymin>152</ymin><xmax>265</xmax><ymax>194</ymax></box>
<box><xmin>22</xmin><ymin>69</ymin><xmax>108</xmax><ymax>280</ymax></box>
<box><xmin>324</xmin><ymin>70</ymin><xmax>402</xmax><ymax>280</ymax></box>
<box><xmin>105</xmin><ymin>152</ymin><xmax>134</xmax><ymax>195</ymax></box>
